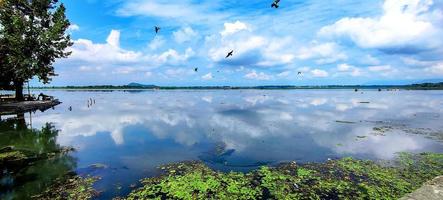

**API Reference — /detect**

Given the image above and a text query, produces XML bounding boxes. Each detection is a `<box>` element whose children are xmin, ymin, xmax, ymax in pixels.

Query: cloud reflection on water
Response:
<box><xmin>30</xmin><ymin>90</ymin><xmax>443</xmax><ymax>164</ymax></box>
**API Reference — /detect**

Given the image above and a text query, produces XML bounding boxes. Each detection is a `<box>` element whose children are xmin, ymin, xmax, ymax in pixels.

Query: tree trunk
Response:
<box><xmin>14</xmin><ymin>80</ymin><xmax>24</xmax><ymax>101</ymax></box>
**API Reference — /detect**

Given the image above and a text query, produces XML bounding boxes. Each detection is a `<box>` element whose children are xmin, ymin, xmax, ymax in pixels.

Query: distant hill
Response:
<box><xmin>364</xmin><ymin>79</ymin><xmax>443</xmax><ymax>85</ymax></box>
<box><xmin>414</xmin><ymin>79</ymin><xmax>443</xmax><ymax>84</ymax></box>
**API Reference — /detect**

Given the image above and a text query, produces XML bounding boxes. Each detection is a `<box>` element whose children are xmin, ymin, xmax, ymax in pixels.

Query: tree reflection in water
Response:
<box><xmin>0</xmin><ymin>113</ymin><xmax>77</xmax><ymax>200</ymax></box>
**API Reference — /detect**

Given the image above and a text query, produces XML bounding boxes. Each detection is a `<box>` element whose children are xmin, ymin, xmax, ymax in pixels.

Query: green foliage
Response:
<box><xmin>0</xmin><ymin>0</ymin><xmax>72</xmax><ymax>98</ymax></box>
<box><xmin>123</xmin><ymin>153</ymin><xmax>443</xmax><ymax>200</ymax></box>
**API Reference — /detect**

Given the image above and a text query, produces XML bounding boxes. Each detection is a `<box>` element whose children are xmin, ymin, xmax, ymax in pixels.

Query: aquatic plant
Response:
<box><xmin>125</xmin><ymin>161</ymin><xmax>260</xmax><ymax>200</ymax></box>
<box><xmin>32</xmin><ymin>176</ymin><xmax>99</xmax><ymax>200</ymax></box>
<box><xmin>121</xmin><ymin>153</ymin><xmax>443</xmax><ymax>200</ymax></box>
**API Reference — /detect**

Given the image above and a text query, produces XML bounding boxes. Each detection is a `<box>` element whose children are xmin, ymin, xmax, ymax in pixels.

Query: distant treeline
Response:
<box><xmin>405</xmin><ymin>82</ymin><xmax>443</xmax><ymax>90</ymax></box>
<box><xmin>28</xmin><ymin>82</ymin><xmax>443</xmax><ymax>90</ymax></box>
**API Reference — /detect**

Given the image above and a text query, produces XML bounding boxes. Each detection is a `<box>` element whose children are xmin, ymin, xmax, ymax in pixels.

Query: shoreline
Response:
<box><xmin>31</xmin><ymin>152</ymin><xmax>443</xmax><ymax>200</ymax></box>
<box><xmin>0</xmin><ymin>100</ymin><xmax>61</xmax><ymax>115</ymax></box>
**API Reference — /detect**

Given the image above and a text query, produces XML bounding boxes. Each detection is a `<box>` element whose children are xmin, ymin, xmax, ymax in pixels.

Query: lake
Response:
<box><xmin>1</xmin><ymin>89</ymin><xmax>443</xmax><ymax>199</ymax></box>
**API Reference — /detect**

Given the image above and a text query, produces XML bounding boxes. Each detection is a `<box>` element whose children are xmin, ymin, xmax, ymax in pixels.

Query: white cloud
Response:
<box><xmin>107</xmin><ymin>30</ymin><xmax>121</xmax><ymax>48</ymax></box>
<box><xmin>296</xmin><ymin>42</ymin><xmax>347</xmax><ymax>64</ymax></box>
<box><xmin>368</xmin><ymin>65</ymin><xmax>392</xmax><ymax>72</ymax></box>
<box><xmin>209</xmin><ymin>36</ymin><xmax>265</xmax><ymax>61</ymax></box>
<box><xmin>337</xmin><ymin>64</ymin><xmax>363</xmax><ymax>77</ymax></box>
<box><xmin>277</xmin><ymin>71</ymin><xmax>291</xmax><ymax>77</ymax></box>
<box><xmin>319</xmin><ymin>0</ymin><xmax>441</xmax><ymax>50</ymax></box>
<box><xmin>367</xmin><ymin>65</ymin><xmax>398</xmax><ymax>76</ymax></box>
<box><xmin>173</xmin><ymin>26</ymin><xmax>198</xmax><ymax>43</ymax></box>
<box><xmin>78</xmin><ymin>66</ymin><xmax>102</xmax><ymax>72</ymax></box>
<box><xmin>154</xmin><ymin>48</ymin><xmax>195</xmax><ymax>65</ymax></box>
<box><xmin>220</xmin><ymin>21</ymin><xmax>248</xmax><ymax>36</ymax></box>
<box><xmin>164</xmin><ymin>68</ymin><xmax>193</xmax><ymax>78</ymax></box>
<box><xmin>69</xmin><ymin>37</ymin><xmax>142</xmax><ymax>64</ymax></box>
<box><xmin>202</xmin><ymin>73</ymin><xmax>213</xmax><ymax>80</ymax></box>
<box><xmin>208</xmin><ymin>28</ymin><xmax>295</xmax><ymax>68</ymax></box>
<box><xmin>363</xmin><ymin>54</ymin><xmax>381</xmax><ymax>65</ymax></box>
<box><xmin>311</xmin><ymin>69</ymin><xmax>329</xmax><ymax>77</ymax></box>
<box><xmin>148</xmin><ymin>36</ymin><xmax>165</xmax><ymax>50</ymax></box>
<box><xmin>66</xmin><ymin>30</ymin><xmax>195</xmax><ymax>76</ymax></box>
<box><xmin>337</xmin><ymin>63</ymin><xmax>351</xmax><ymax>72</ymax></box>
<box><xmin>297</xmin><ymin>67</ymin><xmax>311</xmax><ymax>73</ymax></box>
<box><xmin>68</xmin><ymin>24</ymin><xmax>80</xmax><ymax>31</ymax></box>
<box><xmin>425</xmin><ymin>62</ymin><xmax>443</xmax><ymax>75</ymax></box>
<box><xmin>244</xmin><ymin>70</ymin><xmax>272</xmax><ymax>80</ymax></box>
<box><xmin>116</xmin><ymin>0</ymin><xmax>226</xmax><ymax>25</ymax></box>
<box><xmin>112</xmin><ymin>67</ymin><xmax>139</xmax><ymax>75</ymax></box>
<box><xmin>402</xmin><ymin>57</ymin><xmax>435</xmax><ymax>67</ymax></box>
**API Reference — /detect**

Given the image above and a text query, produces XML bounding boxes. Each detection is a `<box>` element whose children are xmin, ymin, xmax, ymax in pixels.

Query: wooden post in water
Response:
<box><xmin>29</xmin><ymin>111</ymin><xmax>33</xmax><ymax>129</ymax></box>
<box><xmin>27</xmin><ymin>81</ymin><xmax>31</xmax><ymax>99</ymax></box>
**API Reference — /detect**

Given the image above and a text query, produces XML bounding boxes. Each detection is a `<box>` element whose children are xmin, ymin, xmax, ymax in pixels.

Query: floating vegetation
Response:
<box><xmin>123</xmin><ymin>161</ymin><xmax>261</xmax><ymax>200</ymax></box>
<box><xmin>120</xmin><ymin>153</ymin><xmax>443</xmax><ymax>200</ymax></box>
<box><xmin>0</xmin><ymin>146</ymin><xmax>75</xmax><ymax>172</ymax></box>
<box><xmin>372</xmin><ymin>126</ymin><xmax>393</xmax><ymax>136</ymax></box>
<box><xmin>403</xmin><ymin>128</ymin><xmax>443</xmax><ymax>142</ymax></box>
<box><xmin>371</xmin><ymin>124</ymin><xmax>443</xmax><ymax>141</ymax></box>
<box><xmin>32</xmin><ymin>175</ymin><xmax>99</xmax><ymax>200</ymax></box>
<box><xmin>89</xmin><ymin>163</ymin><xmax>109</xmax><ymax>169</ymax></box>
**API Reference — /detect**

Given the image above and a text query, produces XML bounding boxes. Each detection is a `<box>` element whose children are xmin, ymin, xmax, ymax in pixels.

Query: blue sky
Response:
<box><xmin>39</xmin><ymin>0</ymin><xmax>443</xmax><ymax>86</ymax></box>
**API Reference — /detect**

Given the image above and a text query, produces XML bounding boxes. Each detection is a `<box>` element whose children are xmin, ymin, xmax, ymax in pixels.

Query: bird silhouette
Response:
<box><xmin>271</xmin><ymin>0</ymin><xmax>280</xmax><ymax>8</ymax></box>
<box><xmin>226</xmin><ymin>50</ymin><xmax>234</xmax><ymax>58</ymax></box>
<box><xmin>194</xmin><ymin>67</ymin><xmax>198</xmax><ymax>72</ymax></box>
<box><xmin>68</xmin><ymin>106</ymin><xmax>72</xmax><ymax>111</ymax></box>
<box><xmin>298</xmin><ymin>72</ymin><xmax>302</xmax><ymax>75</ymax></box>
<box><xmin>155</xmin><ymin>26</ymin><xmax>160</xmax><ymax>34</ymax></box>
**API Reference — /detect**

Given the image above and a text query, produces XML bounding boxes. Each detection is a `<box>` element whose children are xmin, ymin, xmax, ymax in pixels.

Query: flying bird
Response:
<box><xmin>298</xmin><ymin>72</ymin><xmax>302</xmax><ymax>75</ymax></box>
<box><xmin>194</xmin><ymin>67</ymin><xmax>198</xmax><ymax>72</ymax></box>
<box><xmin>154</xmin><ymin>26</ymin><xmax>160</xmax><ymax>34</ymax></box>
<box><xmin>226</xmin><ymin>50</ymin><xmax>234</xmax><ymax>58</ymax></box>
<box><xmin>271</xmin><ymin>0</ymin><xmax>280</xmax><ymax>8</ymax></box>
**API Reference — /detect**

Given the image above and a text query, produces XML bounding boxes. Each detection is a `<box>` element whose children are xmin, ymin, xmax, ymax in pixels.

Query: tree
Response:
<box><xmin>0</xmin><ymin>0</ymin><xmax>72</xmax><ymax>100</ymax></box>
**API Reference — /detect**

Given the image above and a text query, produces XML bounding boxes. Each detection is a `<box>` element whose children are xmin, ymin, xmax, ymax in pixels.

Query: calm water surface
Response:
<box><xmin>1</xmin><ymin>89</ymin><xmax>443</xmax><ymax>199</ymax></box>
